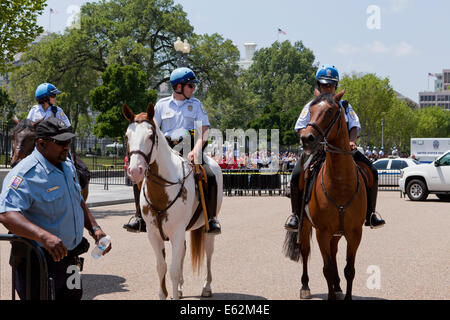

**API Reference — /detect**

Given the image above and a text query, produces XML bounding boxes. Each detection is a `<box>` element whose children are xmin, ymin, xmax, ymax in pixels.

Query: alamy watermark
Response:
<box><xmin>367</xmin><ymin>5</ymin><xmax>381</xmax><ymax>30</ymax></box>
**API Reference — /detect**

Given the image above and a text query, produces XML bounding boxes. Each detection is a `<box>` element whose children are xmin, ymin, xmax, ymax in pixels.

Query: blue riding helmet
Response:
<box><xmin>316</xmin><ymin>64</ymin><xmax>339</xmax><ymax>85</ymax></box>
<box><xmin>170</xmin><ymin>67</ymin><xmax>200</xmax><ymax>87</ymax></box>
<box><xmin>35</xmin><ymin>83</ymin><xmax>62</xmax><ymax>101</ymax></box>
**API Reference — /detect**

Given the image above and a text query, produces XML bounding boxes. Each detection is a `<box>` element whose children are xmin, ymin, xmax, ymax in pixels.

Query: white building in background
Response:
<box><xmin>237</xmin><ymin>43</ymin><xmax>257</xmax><ymax>71</ymax></box>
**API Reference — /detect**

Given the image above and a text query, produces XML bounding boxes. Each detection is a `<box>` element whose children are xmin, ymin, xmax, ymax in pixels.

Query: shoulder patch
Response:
<box><xmin>299</xmin><ymin>107</ymin><xmax>309</xmax><ymax>120</ymax></box>
<box><xmin>10</xmin><ymin>176</ymin><xmax>23</xmax><ymax>190</ymax></box>
<box><xmin>349</xmin><ymin>110</ymin><xmax>356</xmax><ymax>120</ymax></box>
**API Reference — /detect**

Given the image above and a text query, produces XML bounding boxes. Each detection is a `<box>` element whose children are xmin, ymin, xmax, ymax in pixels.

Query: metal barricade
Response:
<box><xmin>0</xmin><ymin>234</ymin><xmax>54</xmax><ymax>300</ymax></box>
<box><xmin>223</xmin><ymin>169</ymin><xmax>292</xmax><ymax>196</ymax></box>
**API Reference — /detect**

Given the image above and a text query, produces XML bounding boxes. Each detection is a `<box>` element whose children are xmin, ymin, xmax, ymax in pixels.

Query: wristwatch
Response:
<box><xmin>89</xmin><ymin>225</ymin><xmax>102</xmax><ymax>237</ymax></box>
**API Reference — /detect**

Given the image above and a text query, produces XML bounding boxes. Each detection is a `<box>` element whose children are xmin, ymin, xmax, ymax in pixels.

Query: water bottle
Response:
<box><xmin>91</xmin><ymin>235</ymin><xmax>111</xmax><ymax>259</ymax></box>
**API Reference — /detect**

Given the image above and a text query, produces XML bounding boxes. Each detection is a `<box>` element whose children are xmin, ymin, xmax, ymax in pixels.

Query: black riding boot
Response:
<box><xmin>123</xmin><ymin>184</ymin><xmax>147</xmax><ymax>233</ymax></box>
<box><xmin>204</xmin><ymin>166</ymin><xmax>221</xmax><ymax>235</ymax></box>
<box><xmin>364</xmin><ymin>180</ymin><xmax>385</xmax><ymax>229</ymax></box>
<box><xmin>285</xmin><ymin>184</ymin><xmax>302</xmax><ymax>232</ymax></box>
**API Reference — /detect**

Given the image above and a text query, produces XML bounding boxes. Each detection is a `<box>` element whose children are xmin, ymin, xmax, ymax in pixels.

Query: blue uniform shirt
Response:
<box><xmin>0</xmin><ymin>148</ymin><xmax>84</xmax><ymax>250</ymax></box>
<box><xmin>294</xmin><ymin>100</ymin><xmax>361</xmax><ymax>134</ymax></box>
<box><xmin>154</xmin><ymin>95</ymin><xmax>210</xmax><ymax>137</ymax></box>
<box><xmin>27</xmin><ymin>104</ymin><xmax>71</xmax><ymax>127</ymax></box>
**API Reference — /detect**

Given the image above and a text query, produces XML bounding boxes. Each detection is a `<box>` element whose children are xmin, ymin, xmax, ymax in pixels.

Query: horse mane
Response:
<box><xmin>310</xmin><ymin>93</ymin><xmax>339</xmax><ymax>108</ymax></box>
<box><xmin>11</xmin><ymin>119</ymin><xmax>35</xmax><ymax>137</ymax></box>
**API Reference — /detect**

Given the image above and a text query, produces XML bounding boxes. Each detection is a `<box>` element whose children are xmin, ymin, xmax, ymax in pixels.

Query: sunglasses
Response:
<box><xmin>186</xmin><ymin>83</ymin><xmax>196</xmax><ymax>89</ymax></box>
<box><xmin>44</xmin><ymin>138</ymin><xmax>72</xmax><ymax>146</ymax></box>
<box><xmin>49</xmin><ymin>94</ymin><xmax>57</xmax><ymax>98</ymax></box>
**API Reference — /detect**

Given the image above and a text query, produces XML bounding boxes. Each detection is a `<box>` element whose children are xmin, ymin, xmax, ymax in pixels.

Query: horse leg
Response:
<box><xmin>331</xmin><ymin>236</ymin><xmax>344</xmax><ymax>300</ymax></box>
<box><xmin>169</xmin><ymin>230</ymin><xmax>186</xmax><ymax>300</ymax></box>
<box><xmin>300</xmin><ymin>219</ymin><xmax>312</xmax><ymax>299</ymax></box>
<box><xmin>201</xmin><ymin>233</ymin><xmax>215</xmax><ymax>297</ymax></box>
<box><xmin>316</xmin><ymin>229</ymin><xmax>336</xmax><ymax>300</ymax></box>
<box><xmin>147</xmin><ymin>231</ymin><xmax>168</xmax><ymax>300</ymax></box>
<box><xmin>344</xmin><ymin>229</ymin><xmax>362</xmax><ymax>300</ymax></box>
<box><xmin>178</xmin><ymin>240</ymin><xmax>186</xmax><ymax>299</ymax></box>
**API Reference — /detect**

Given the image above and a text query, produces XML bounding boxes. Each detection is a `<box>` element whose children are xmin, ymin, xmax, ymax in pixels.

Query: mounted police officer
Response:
<box><xmin>28</xmin><ymin>83</ymin><xmax>71</xmax><ymax>127</ymax></box>
<box><xmin>284</xmin><ymin>64</ymin><xmax>385</xmax><ymax>232</ymax></box>
<box><xmin>123</xmin><ymin>67</ymin><xmax>221</xmax><ymax>234</ymax></box>
<box><xmin>0</xmin><ymin>118</ymin><xmax>111</xmax><ymax>300</ymax></box>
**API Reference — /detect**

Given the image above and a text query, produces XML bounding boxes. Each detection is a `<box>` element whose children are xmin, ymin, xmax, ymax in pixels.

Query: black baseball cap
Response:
<box><xmin>36</xmin><ymin>118</ymin><xmax>76</xmax><ymax>141</ymax></box>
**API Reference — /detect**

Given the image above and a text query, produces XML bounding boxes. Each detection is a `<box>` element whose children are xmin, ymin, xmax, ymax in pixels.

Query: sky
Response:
<box><xmin>37</xmin><ymin>0</ymin><xmax>450</xmax><ymax>103</ymax></box>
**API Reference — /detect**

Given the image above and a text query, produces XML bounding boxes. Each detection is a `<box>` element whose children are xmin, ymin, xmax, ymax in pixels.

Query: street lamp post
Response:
<box><xmin>381</xmin><ymin>112</ymin><xmax>386</xmax><ymax>150</ymax></box>
<box><xmin>174</xmin><ymin>37</ymin><xmax>190</xmax><ymax>67</ymax></box>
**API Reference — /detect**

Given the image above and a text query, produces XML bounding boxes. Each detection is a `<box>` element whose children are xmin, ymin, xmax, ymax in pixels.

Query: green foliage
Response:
<box><xmin>90</xmin><ymin>63</ymin><xmax>157</xmax><ymax>138</ymax></box>
<box><xmin>0</xmin><ymin>87</ymin><xmax>16</xmax><ymax>122</ymax></box>
<box><xmin>0</xmin><ymin>0</ymin><xmax>46</xmax><ymax>71</ymax></box>
<box><xmin>245</xmin><ymin>41</ymin><xmax>317</xmax><ymax>146</ymax></box>
<box><xmin>338</xmin><ymin>73</ymin><xmax>394</xmax><ymax>148</ymax></box>
<box><xmin>414</xmin><ymin>106</ymin><xmax>450</xmax><ymax>138</ymax></box>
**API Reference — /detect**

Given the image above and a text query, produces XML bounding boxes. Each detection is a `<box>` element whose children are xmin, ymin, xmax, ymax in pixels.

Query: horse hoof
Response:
<box><xmin>300</xmin><ymin>289</ymin><xmax>312</xmax><ymax>299</ymax></box>
<box><xmin>201</xmin><ymin>288</ymin><xmax>212</xmax><ymax>297</ymax></box>
<box><xmin>335</xmin><ymin>291</ymin><xmax>344</xmax><ymax>300</ymax></box>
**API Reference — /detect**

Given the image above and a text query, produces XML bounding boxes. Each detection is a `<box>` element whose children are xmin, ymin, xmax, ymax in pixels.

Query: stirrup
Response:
<box><xmin>367</xmin><ymin>211</ymin><xmax>385</xmax><ymax>229</ymax></box>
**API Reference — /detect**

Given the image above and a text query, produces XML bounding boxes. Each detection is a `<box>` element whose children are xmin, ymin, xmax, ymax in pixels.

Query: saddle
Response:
<box><xmin>298</xmin><ymin>151</ymin><xmax>374</xmax><ymax>217</ymax></box>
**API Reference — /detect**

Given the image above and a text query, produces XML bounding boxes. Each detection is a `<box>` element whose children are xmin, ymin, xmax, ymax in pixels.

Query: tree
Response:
<box><xmin>0</xmin><ymin>0</ymin><xmax>46</xmax><ymax>71</ymax></box>
<box><xmin>384</xmin><ymin>98</ymin><xmax>417</xmax><ymax>152</ymax></box>
<box><xmin>414</xmin><ymin>106</ymin><xmax>450</xmax><ymax>138</ymax></box>
<box><xmin>89</xmin><ymin>63</ymin><xmax>157</xmax><ymax>138</ymax></box>
<box><xmin>76</xmin><ymin>0</ymin><xmax>194</xmax><ymax>85</ymax></box>
<box><xmin>338</xmin><ymin>73</ymin><xmax>395</xmax><ymax>147</ymax></box>
<box><xmin>0</xmin><ymin>87</ymin><xmax>16</xmax><ymax>122</ymax></box>
<box><xmin>244</xmin><ymin>41</ymin><xmax>317</xmax><ymax>146</ymax></box>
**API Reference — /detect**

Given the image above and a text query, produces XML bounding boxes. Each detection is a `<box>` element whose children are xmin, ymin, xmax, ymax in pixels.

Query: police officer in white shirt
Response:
<box><xmin>284</xmin><ymin>65</ymin><xmax>385</xmax><ymax>232</ymax></box>
<box><xmin>28</xmin><ymin>83</ymin><xmax>71</xmax><ymax>127</ymax></box>
<box><xmin>123</xmin><ymin>67</ymin><xmax>221</xmax><ymax>234</ymax></box>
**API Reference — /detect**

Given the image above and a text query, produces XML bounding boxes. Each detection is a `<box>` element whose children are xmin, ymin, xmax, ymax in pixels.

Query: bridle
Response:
<box><xmin>126</xmin><ymin>118</ymin><xmax>193</xmax><ymax>228</ymax></box>
<box><xmin>307</xmin><ymin>101</ymin><xmax>356</xmax><ymax>156</ymax></box>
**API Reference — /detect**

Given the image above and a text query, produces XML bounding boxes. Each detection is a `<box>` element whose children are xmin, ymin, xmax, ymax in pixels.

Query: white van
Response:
<box><xmin>410</xmin><ymin>138</ymin><xmax>450</xmax><ymax>163</ymax></box>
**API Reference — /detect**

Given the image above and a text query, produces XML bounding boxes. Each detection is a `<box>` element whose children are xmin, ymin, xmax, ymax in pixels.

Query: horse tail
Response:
<box><xmin>282</xmin><ymin>227</ymin><xmax>312</xmax><ymax>263</ymax></box>
<box><xmin>190</xmin><ymin>226</ymin><xmax>205</xmax><ymax>275</ymax></box>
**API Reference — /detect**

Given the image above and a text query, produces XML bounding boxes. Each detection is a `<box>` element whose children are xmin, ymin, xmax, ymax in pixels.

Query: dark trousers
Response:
<box><xmin>13</xmin><ymin>249</ymin><xmax>82</xmax><ymax>300</ymax></box>
<box><xmin>290</xmin><ymin>151</ymin><xmax>378</xmax><ymax>216</ymax></box>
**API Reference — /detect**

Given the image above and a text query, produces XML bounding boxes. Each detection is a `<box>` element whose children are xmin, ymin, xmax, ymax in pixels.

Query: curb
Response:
<box><xmin>86</xmin><ymin>199</ymin><xmax>134</xmax><ymax>208</ymax></box>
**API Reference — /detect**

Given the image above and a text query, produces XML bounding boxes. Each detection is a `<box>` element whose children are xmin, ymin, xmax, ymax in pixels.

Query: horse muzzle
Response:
<box><xmin>300</xmin><ymin>132</ymin><xmax>320</xmax><ymax>153</ymax></box>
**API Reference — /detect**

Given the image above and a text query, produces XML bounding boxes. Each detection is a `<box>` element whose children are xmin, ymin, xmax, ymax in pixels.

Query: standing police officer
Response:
<box><xmin>284</xmin><ymin>64</ymin><xmax>385</xmax><ymax>232</ymax></box>
<box><xmin>28</xmin><ymin>83</ymin><xmax>71</xmax><ymax>127</ymax></box>
<box><xmin>0</xmin><ymin>118</ymin><xmax>111</xmax><ymax>300</ymax></box>
<box><xmin>123</xmin><ymin>67</ymin><xmax>221</xmax><ymax>234</ymax></box>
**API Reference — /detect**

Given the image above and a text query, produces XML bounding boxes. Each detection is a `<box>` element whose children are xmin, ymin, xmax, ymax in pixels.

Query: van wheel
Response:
<box><xmin>436</xmin><ymin>194</ymin><xmax>450</xmax><ymax>201</ymax></box>
<box><xmin>406</xmin><ymin>179</ymin><xmax>429</xmax><ymax>201</ymax></box>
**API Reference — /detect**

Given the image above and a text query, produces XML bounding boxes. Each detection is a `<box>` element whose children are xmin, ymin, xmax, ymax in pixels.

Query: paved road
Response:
<box><xmin>1</xmin><ymin>192</ymin><xmax>449</xmax><ymax>300</ymax></box>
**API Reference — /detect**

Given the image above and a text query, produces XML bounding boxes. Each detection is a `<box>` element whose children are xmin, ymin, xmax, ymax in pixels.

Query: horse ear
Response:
<box><xmin>314</xmin><ymin>89</ymin><xmax>320</xmax><ymax>97</ymax></box>
<box><xmin>147</xmin><ymin>102</ymin><xmax>155</xmax><ymax>120</ymax></box>
<box><xmin>333</xmin><ymin>89</ymin><xmax>345</xmax><ymax>102</ymax></box>
<box><xmin>122</xmin><ymin>104</ymin><xmax>135</xmax><ymax>122</ymax></box>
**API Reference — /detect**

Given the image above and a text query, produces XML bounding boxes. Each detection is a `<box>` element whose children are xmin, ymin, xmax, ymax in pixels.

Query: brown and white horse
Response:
<box><xmin>123</xmin><ymin>102</ymin><xmax>223</xmax><ymax>300</ymax></box>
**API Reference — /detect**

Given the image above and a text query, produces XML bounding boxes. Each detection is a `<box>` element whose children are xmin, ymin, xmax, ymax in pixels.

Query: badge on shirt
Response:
<box><xmin>61</xmin><ymin>112</ymin><xmax>67</xmax><ymax>118</ymax></box>
<box><xmin>10</xmin><ymin>176</ymin><xmax>23</xmax><ymax>190</ymax></box>
<box><xmin>300</xmin><ymin>107</ymin><xmax>309</xmax><ymax>120</ymax></box>
<box><xmin>188</xmin><ymin>105</ymin><xmax>193</xmax><ymax>111</ymax></box>
<box><xmin>201</xmin><ymin>106</ymin><xmax>207</xmax><ymax>114</ymax></box>
<box><xmin>349</xmin><ymin>110</ymin><xmax>356</xmax><ymax>120</ymax></box>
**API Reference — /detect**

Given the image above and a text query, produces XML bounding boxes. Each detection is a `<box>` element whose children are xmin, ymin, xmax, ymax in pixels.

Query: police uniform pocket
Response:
<box><xmin>182</xmin><ymin>109</ymin><xmax>196</xmax><ymax>129</ymax></box>
<box><xmin>41</xmin><ymin>187</ymin><xmax>65</xmax><ymax>219</ymax></box>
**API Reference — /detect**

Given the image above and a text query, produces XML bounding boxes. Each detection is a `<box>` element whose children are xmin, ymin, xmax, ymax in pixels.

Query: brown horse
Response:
<box><xmin>284</xmin><ymin>90</ymin><xmax>367</xmax><ymax>300</ymax></box>
<box><xmin>10</xmin><ymin>118</ymin><xmax>90</xmax><ymax>201</ymax></box>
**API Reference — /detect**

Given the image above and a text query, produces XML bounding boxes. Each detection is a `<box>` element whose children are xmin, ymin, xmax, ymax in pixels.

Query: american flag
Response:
<box><xmin>278</xmin><ymin>28</ymin><xmax>287</xmax><ymax>35</ymax></box>
<box><xmin>50</xmin><ymin>8</ymin><xmax>59</xmax><ymax>14</ymax></box>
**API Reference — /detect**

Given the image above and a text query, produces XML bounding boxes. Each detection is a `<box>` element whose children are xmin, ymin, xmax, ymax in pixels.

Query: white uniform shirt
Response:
<box><xmin>154</xmin><ymin>95</ymin><xmax>210</xmax><ymax>137</ymax></box>
<box><xmin>294</xmin><ymin>100</ymin><xmax>361</xmax><ymax>134</ymax></box>
<box><xmin>27</xmin><ymin>104</ymin><xmax>71</xmax><ymax>127</ymax></box>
